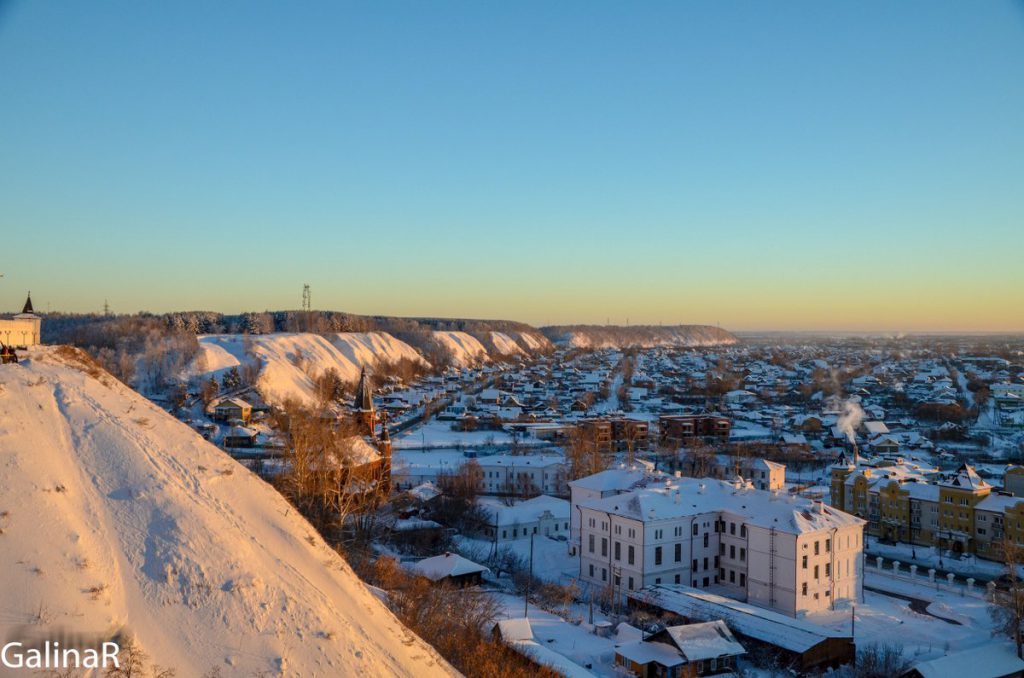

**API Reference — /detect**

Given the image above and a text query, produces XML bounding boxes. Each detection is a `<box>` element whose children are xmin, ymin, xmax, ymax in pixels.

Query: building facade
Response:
<box><xmin>0</xmin><ymin>294</ymin><xmax>41</xmax><ymax>348</ymax></box>
<box><xmin>577</xmin><ymin>475</ymin><xmax>864</xmax><ymax>616</ymax></box>
<box><xmin>830</xmin><ymin>461</ymin><xmax>1024</xmax><ymax>562</ymax></box>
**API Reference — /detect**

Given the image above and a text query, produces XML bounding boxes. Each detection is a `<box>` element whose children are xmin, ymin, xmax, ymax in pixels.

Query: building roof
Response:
<box><xmin>630</xmin><ymin>585</ymin><xmax>848</xmax><ymax>654</ymax></box>
<box><xmin>21</xmin><ymin>293</ymin><xmax>33</xmax><ymax>315</ymax></box>
<box><xmin>478</xmin><ymin>495</ymin><xmax>570</xmax><ymax>526</ymax></box>
<box><xmin>579</xmin><ymin>476</ymin><xmax>863</xmax><ymax>535</ymax></box>
<box><xmin>411</xmin><ymin>552</ymin><xmax>488</xmax><ymax>581</ymax></box>
<box><xmin>615</xmin><ymin>641</ymin><xmax>685</xmax><ymax>667</ymax></box>
<box><xmin>907</xmin><ymin>642</ymin><xmax>1024</xmax><ymax>678</ymax></box>
<box><xmin>661</xmin><ymin>620</ymin><xmax>745</xmax><ymax>661</ymax></box>
<box><xmin>568</xmin><ymin>467</ymin><xmax>650</xmax><ymax>493</ymax></box>
<box><xmin>940</xmin><ymin>464</ymin><xmax>990</xmax><ymax>491</ymax></box>
<box><xmin>353</xmin><ymin>365</ymin><xmax>374</xmax><ymax>412</ymax></box>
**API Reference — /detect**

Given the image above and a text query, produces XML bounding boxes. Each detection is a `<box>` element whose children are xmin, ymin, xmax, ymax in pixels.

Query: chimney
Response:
<box><xmin>852</xmin><ymin>442</ymin><xmax>859</xmax><ymax>466</ymax></box>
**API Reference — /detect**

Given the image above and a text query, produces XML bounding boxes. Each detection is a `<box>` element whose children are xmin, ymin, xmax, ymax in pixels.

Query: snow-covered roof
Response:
<box><xmin>580</xmin><ymin>476</ymin><xmax>863</xmax><ymax>535</ymax></box>
<box><xmin>662</xmin><ymin>620</ymin><xmax>745</xmax><ymax>661</ymax></box>
<box><xmin>478</xmin><ymin>495</ymin><xmax>570</xmax><ymax>526</ymax></box>
<box><xmin>569</xmin><ymin>468</ymin><xmax>649</xmax><ymax>492</ymax></box>
<box><xmin>495</xmin><ymin>617</ymin><xmax>533</xmax><ymax>642</ymax></box>
<box><xmin>909</xmin><ymin>642</ymin><xmax>1024</xmax><ymax>678</ymax></box>
<box><xmin>631</xmin><ymin>585</ymin><xmax>847</xmax><ymax>653</ymax></box>
<box><xmin>411</xmin><ymin>553</ymin><xmax>489</xmax><ymax>581</ymax></box>
<box><xmin>940</xmin><ymin>464</ymin><xmax>990</xmax><ymax>491</ymax></box>
<box><xmin>615</xmin><ymin>641</ymin><xmax>684</xmax><ymax>667</ymax></box>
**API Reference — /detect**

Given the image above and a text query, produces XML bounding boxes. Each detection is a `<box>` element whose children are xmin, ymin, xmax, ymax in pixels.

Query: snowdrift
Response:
<box><xmin>541</xmin><ymin>324</ymin><xmax>738</xmax><ymax>349</ymax></box>
<box><xmin>0</xmin><ymin>348</ymin><xmax>455</xmax><ymax>677</ymax></box>
<box><xmin>192</xmin><ymin>332</ymin><xmax>427</xmax><ymax>406</ymax></box>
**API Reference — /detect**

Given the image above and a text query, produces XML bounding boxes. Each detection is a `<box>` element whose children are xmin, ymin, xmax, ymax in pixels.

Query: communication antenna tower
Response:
<box><xmin>302</xmin><ymin>284</ymin><xmax>311</xmax><ymax>312</ymax></box>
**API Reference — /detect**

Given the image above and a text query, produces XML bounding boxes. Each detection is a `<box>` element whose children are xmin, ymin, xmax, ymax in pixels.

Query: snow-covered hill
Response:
<box><xmin>0</xmin><ymin>348</ymin><xmax>455</xmax><ymax>677</ymax></box>
<box><xmin>191</xmin><ymin>332</ymin><xmax>427</xmax><ymax>406</ymax></box>
<box><xmin>431</xmin><ymin>331</ymin><xmax>489</xmax><ymax>367</ymax></box>
<box><xmin>541</xmin><ymin>324</ymin><xmax>738</xmax><ymax>349</ymax></box>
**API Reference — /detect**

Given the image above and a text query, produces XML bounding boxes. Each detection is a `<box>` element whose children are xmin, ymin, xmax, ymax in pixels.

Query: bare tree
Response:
<box><xmin>992</xmin><ymin>537</ymin><xmax>1024</xmax><ymax>658</ymax></box>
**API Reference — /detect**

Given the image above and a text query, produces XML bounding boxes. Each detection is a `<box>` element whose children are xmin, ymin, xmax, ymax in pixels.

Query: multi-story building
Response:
<box><xmin>568</xmin><ymin>467</ymin><xmax>651</xmax><ymax>556</ymax></box>
<box><xmin>659</xmin><ymin>414</ymin><xmax>731</xmax><ymax>447</ymax></box>
<box><xmin>576</xmin><ymin>475</ymin><xmax>865</xmax><ymax>616</ymax></box>
<box><xmin>709</xmin><ymin>456</ymin><xmax>786</xmax><ymax>492</ymax></box>
<box><xmin>830</xmin><ymin>460</ymin><xmax>1024</xmax><ymax>561</ymax></box>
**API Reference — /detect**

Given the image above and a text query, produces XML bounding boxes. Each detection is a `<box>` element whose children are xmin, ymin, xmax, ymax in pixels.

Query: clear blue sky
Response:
<box><xmin>2</xmin><ymin>1</ymin><xmax>1022</xmax><ymax>331</ymax></box>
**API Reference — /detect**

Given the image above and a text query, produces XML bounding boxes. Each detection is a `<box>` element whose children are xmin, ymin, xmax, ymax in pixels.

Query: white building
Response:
<box><xmin>477</xmin><ymin>454</ymin><xmax>568</xmax><ymax>496</ymax></box>
<box><xmin>576</xmin><ymin>475</ymin><xmax>864</xmax><ymax>616</ymax></box>
<box><xmin>568</xmin><ymin>467</ymin><xmax>651</xmax><ymax>556</ymax></box>
<box><xmin>476</xmin><ymin>495</ymin><xmax>570</xmax><ymax>546</ymax></box>
<box><xmin>0</xmin><ymin>294</ymin><xmax>41</xmax><ymax>348</ymax></box>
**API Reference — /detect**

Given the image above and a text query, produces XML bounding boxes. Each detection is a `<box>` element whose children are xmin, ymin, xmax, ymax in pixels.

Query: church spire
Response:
<box><xmin>353</xmin><ymin>365</ymin><xmax>374</xmax><ymax>412</ymax></box>
<box><xmin>21</xmin><ymin>292</ymin><xmax>34</xmax><ymax>315</ymax></box>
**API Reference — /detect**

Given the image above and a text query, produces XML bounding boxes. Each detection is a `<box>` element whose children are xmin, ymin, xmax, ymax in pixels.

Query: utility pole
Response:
<box><xmin>524</xmin><ymin>533</ymin><xmax>535</xmax><ymax>617</ymax></box>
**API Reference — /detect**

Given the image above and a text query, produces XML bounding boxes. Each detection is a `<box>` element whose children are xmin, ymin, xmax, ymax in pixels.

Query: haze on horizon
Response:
<box><xmin>1</xmin><ymin>1</ymin><xmax>1022</xmax><ymax>333</ymax></box>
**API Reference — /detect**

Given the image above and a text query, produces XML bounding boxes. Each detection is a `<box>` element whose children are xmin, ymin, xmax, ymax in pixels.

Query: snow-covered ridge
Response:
<box><xmin>431</xmin><ymin>331</ymin><xmax>489</xmax><ymax>367</ymax></box>
<box><xmin>191</xmin><ymin>332</ymin><xmax>427</xmax><ymax>406</ymax></box>
<box><xmin>542</xmin><ymin>324</ymin><xmax>739</xmax><ymax>349</ymax></box>
<box><xmin>0</xmin><ymin>347</ymin><xmax>455</xmax><ymax>677</ymax></box>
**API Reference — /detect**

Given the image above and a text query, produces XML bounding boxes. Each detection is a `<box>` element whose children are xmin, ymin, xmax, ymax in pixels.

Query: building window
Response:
<box><xmin>602</xmin><ymin>568</ymin><xmax>607</xmax><ymax>582</ymax></box>
<box><xmin>675</xmin><ymin>543</ymin><xmax>682</xmax><ymax>562</ymax></box>
<box><xmin>589</xmin><ymin>535</ymin><xmax>594</xmax><ymax>553</ymax></box>
<box><xmin>692</xmin><ymin>559</ymin><xmax>698</xmax><ymax>572</ymax></box>
<box><xmin>825</xmin><ymin>538</ymin><xmax>831</xmax><ymax>552</ymax></box>
<box><xmin>693</xmin><ymin>523</ymin><xmax>699</xmax><ymax>536</ymax></box>
<box><xmin>814</xmin><ymin>541</ymin><xmax>820</xmax><ymax>555</ymax></box>
<box><xmin>729</xmin><ymin>570</ymin><xmax>735</xmax><ymax>583</ymax></box>
<box><xmin>740</xmin><ymin>573</ymin><xmax>746</xmax><ymax>587</ymax></box>
<box><xmin>730</xmin><ymin>545</ymin><xmax>735</xmax><ymax>559</ymax></box>
<box><xmin>675</xmin><ymin>574</ymin><xmax>681</xmax><ymax>584</ymax></box>
<box><xmin>614</xmin><ymin>541</ymin><xmax>621</xmax><ymax>561</ymax></box>
<box><xmin>601</xmin><ymin>538</ymin><xmax>608</xmax><ymax>557</ymax></box>
<box><xmin>802</xmin><ymin>583</ymin><xmax>808</xmax><ymax>596</ymax></box>
<box><xmin>802</xmin><ymin>555</ymin><xmax>808</xmax><ymax>569</ymax></box>
<box><xmin>655</xmin><ymin>546</ymin><xmax>662</xmax><ymax>566</ymax></box>
<box><xmin>703</xmin><ymin>533</ymin><xmax>709</xmax><ymax>548</ymax></box>
<box><xmin>814</xmin><ymin>565</ymin><xmax>819</xmax><ymax>579</ymax></box>
<box><xmin>589</xmin><ymin>564</ymin><xmax>594</xmax><ymax>577</ymax></box>
<box><xmin>628</xmin><ymin>577</ymin><xmax>634</xmax><ymax>590</ymax></box>
<box><xmin>730</xmin><ymin>522</ymin><xmax>736</xmax><ymax>535</ymax></box>
<box><xmin>825</xmin><ymin>563</ymin><xmax>831</xmax><ymax>577</ymax></box>
<box><xmin>628</xmin><ymin>545</ymin><xmax>635</xmax><ymax>565</ymax></box>
<box><xmin>740</xmin><ymin>525</ymin><xmax>747</xmax><ymax>538</ymax></box>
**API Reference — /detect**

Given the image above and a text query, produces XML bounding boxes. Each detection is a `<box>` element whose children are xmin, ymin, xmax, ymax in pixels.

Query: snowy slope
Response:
<box><xmin>489</xmin><ymin>332</ymin><xmax>526</xmax><ymax>357</ymax></box>
<box><xmin>0</xmin><ymin>348</ymin><xmax>455</xmax><ymax>677</ymax></box>
<box><xmin>432</xmin><ymin>332</ymin><xmax>489</xmax><ymax>367</ymax></box>
<box><xmin>515</xmin><ymin>331</ymin><xmax>549</xmax><ymax>352</ymax></box>
<box><xmin>542</xmin><ymin>325</ymin><xmax>738</xmax><ymax>349</ymax></box>
<box><xmin>191</xmin><ymin>332</ymin><xmax>428</xmax><ymax>406</ymax></box>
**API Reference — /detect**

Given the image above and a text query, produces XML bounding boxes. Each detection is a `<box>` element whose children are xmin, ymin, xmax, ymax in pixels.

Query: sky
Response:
<box><xmin>1</xmin><ymin>1</ymin><xmax>1022</xmax><ymax>332</ymax></box>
